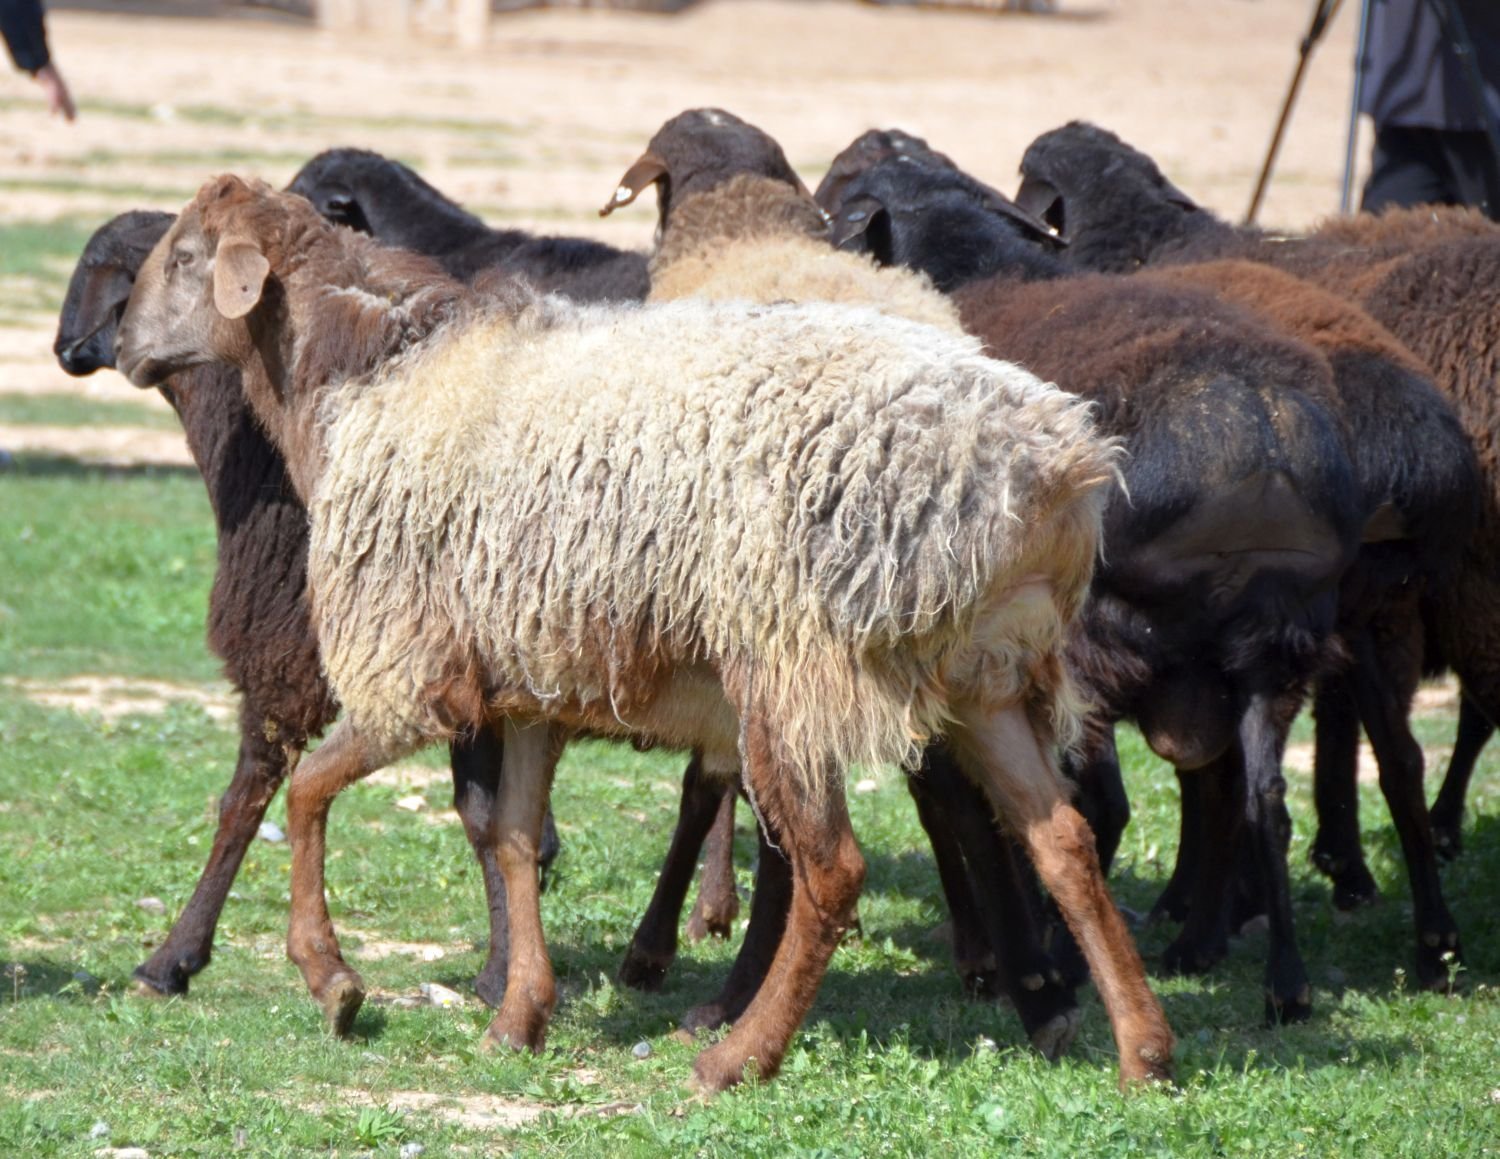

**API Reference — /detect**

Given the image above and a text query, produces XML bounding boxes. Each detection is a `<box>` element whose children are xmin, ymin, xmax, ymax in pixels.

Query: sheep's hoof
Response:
<box><xmin>1263</xmin><ymin>985</ymin><xmax>1313</xmax><ymax>1026</ymax></box>
<box><xmin>131</xmin><ymin>977</ymin><xmax>179</xmax><ymax>1000</ymax></box>
<box><xmin>131</xmin><ymin>970</ymin><xmax>186</xmax><ymax>999</ymax></box>
<box><xmin>319</xmin><ymin>973</ymin><xmax>366</xmax><ymax>1038</ymax></box>
<box><xmin>1415</xmin><ymin>929</ymin><xmax>1463</xmax><ymax>993</ymax></box>
<box><xmin>472</xmin><ymin>963</ymin><xmax>508</xmax><ymax>1009</ymax></box>
<box><xmin>1162</xmin><ymin>934</ymin><xmax>1226</xmax><ymax>977</ymax></box>
<box><xmin>690</xmin><ymin>1041</ymin><xmax>763</xmax><ymax>1093</ymax></box>
<box><xmin>1028</xmin><ymin>1007</ymin><xmax>1082</xmax><ymax>1062</ymax></box>
<box><xmin>1118</xmin><ymin>1040</ymin><xmax>1176</xmax><ymax>1090</ymax></box>
<box><xmin>618</xmin><ymin>943</ymin><xmax>673</xmax><ymax>993</ymax></box>
<box><xmin>679</xmin><ymin>1000</ymin><xmax>732</xmax><ymax>1036</ymax></box>
<box><xmin>480</xmin><ymin>1007</ymin><xmax>548</xmax><ymax>1054</ymax></box>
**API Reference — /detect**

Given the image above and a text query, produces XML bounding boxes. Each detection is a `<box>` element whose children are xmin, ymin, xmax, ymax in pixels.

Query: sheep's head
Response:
<box><xmin>55</xmin><ymin>210</ymin><xmax>175</xmax><ymax>376</ymax></box>
<box><xmin>287</xmin><ymin>148</ymin><xmax>381</xmax><ymax>234</ymax></box>
<box><xmin>827</xmin><ymin>153</ymin><xmax>1062</xmax><ymax>291</ymax></box>
<box><xmin>1015</xmin><ymin>121</ymin><xmax>1199</xmax><ymax>240</ymax></box>
<box><xmin>812</xmin><ymin>128</ymin><xmax>957</xmax><ymax>216</ymax></box>
<box><xmin>599</xmin><ymin>107</ymin><xmax>811</xmax><ymax>231</ymax></box>
<box><xmin>115</xmin><ymin>175</ymin><xmax>281</xmax><ymax>388</ymax></box>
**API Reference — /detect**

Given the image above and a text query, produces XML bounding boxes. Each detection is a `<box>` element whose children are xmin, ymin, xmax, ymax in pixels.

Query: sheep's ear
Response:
<box><xmin>213</xmin><ymin>235</ymin><xmax>270</xmax><ymax>320</ymax></box>
<box><xmin>830</xmin><ymin>195</ymin><xmax>891</xmax><ymax>258</ymax></box>
<box><xmin>600</xmin><ymin>152</ymin><xmax>668</xmax><ymax>217</ymax></box>
<box><xmin>976</xmin><ymin>186</ymin><xmax>1068</xmax><ymax>249</ymax></box>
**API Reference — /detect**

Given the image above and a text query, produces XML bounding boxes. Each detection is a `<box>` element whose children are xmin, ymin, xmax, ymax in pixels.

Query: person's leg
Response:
<box><xmin>1362</xmin><ymin>126</ymin><xmax>1452</xmax><ymax>213</ymax></box>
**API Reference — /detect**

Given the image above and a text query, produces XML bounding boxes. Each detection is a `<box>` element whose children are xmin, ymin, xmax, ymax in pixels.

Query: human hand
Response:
<box><xmin>34</xmin><ymin>63</ymin><xmax>76</xmax><ymax>122</ymax></box>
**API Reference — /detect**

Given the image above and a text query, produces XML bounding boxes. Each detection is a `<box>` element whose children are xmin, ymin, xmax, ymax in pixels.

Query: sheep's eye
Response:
<box><xmin>171</xmin><ymin>248</ymin><xmax>195</xmax><ymax>270</ymax></box>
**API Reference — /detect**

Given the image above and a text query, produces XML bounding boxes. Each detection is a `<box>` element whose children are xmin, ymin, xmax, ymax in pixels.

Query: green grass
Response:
<box><xmin>1</xmin><ymin>456</ymin><xmax>1498</xmax><ymax>1157</ymax></box>
<box><xmin>0</xmin><ymin>393</ymin><xmax>181</xmax><ymax>433</ymax></box>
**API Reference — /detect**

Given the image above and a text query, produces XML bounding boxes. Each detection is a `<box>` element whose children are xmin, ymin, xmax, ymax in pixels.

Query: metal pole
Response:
<box><xmin>1247</xmin><ymin>0</ymin><xmax>1346</xmax><ymax>224</ymax></box>
<box><xmin>1340</xmin><ymin>0</ymin><xmax>1374</xmax><ymax>213</ymax></box>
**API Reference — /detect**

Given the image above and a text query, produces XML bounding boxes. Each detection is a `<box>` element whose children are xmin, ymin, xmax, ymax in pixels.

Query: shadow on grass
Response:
<box><xmin>0</xmin><ymin>956</ymin><xmax>101</xmax><ymax>1004</ymax></box>
<box><xmin>1</xmin><ymin>451</ymin><xmax>199</xmax><ymax>482</ymax></box>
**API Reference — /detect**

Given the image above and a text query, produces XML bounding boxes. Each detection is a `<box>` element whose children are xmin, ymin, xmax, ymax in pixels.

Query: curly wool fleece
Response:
<box><xmin>310</xmin><ymin>293</ymin><xmax>1112</xmax><ymax>795</ymax></box>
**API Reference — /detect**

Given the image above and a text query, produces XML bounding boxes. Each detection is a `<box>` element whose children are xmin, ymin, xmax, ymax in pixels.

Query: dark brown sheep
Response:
<box><xmin>827</xmin><ymin>146</ymin><xmax>1369</xmax><ymax>1023</ymax></box>
<box><xmin>1018</xmin><ymin>120</ymin><xmax>1494</xmax><ymax>927</ymax></box>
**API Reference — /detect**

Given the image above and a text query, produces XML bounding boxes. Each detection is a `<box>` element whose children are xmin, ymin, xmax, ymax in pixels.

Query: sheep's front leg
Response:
<box><xmin>953</xmin><ymin>702</ymin><xmax>1174</xmax><ymax>1088</ymax></box>
<box><xmin>480</xmin><ymin>719</ymin><xmax>563</xmax><ymax>1053</ymax></box>
<box><xmin>1239</xmin><ymin>691</ymin><xmax>1311</xmax><ymax>1025</ymax></box>
<box><xmin>285</xmin><ymin>719</ymin><xmax>385</xmax><ymax>1036</ymax></box>
<box><xmin>691</xmin><ymin>712</ymin><xmax>864</xmax><ymax>1093</ymax></box>
<box><xmin>135</xmin><ymin>704</ymin><xmax>295</xmax><ymax>997</ymax></box>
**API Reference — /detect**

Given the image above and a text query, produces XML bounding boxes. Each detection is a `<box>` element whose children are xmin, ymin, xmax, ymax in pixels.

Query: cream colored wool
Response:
<box><xmin>646</xmin><ymin>174</ymin><xmax>964</xmax><ymax>335</ymax></box>
<box><xmin>309</xmin><ymin>291</ymin><xmax>1112</xmax><ymax>797</ymax></box>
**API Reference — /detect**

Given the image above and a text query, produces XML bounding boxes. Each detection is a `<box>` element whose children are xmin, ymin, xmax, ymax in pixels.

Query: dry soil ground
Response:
<box><xmin>0</xmin><ymin>0</ymin><xmax>1363</xmax><ymax>440</ymax></box>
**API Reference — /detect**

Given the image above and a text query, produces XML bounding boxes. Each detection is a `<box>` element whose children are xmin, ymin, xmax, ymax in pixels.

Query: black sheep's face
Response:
<box><xmin>287</xmin><ymin>171</ymin><xmax>373</xmax><ymax>235</ymax></box>
<box><xmin>1016</xmin><ymin>122</ymin><xmax>1198</xmax><ymax>239</ymax></box>
<box><xmin>54</xmin><ymin>212</ymin><xmax>174</xmax><ymax>376</ymax></box>
<box><xmin>55</xmin><ymin>262</ymin><xmax>136</xmax><ymax>376</ymax></box>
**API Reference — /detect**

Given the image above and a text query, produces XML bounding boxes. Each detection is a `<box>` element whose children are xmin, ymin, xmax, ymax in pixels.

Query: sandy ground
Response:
<box><xmin>0</xmin><ymin>0</ymin><xmax>1366</xmax><ymax>438</ymax></box>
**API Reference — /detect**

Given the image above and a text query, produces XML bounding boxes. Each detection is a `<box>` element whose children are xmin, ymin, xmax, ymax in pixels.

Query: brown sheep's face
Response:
<box><xmin>115</xmin><ymin>186</ymin><xmax>269</xmax><ymax>389</ymax></box>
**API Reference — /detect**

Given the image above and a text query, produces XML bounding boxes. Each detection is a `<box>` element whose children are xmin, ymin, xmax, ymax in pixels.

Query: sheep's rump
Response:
<box><xmin>310</xmin><ymin>297</ymin><xmax>1111</xmax><ymax>781</ymax></box>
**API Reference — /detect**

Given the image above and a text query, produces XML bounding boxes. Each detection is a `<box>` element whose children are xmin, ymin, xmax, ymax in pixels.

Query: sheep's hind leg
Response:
<box><xmin>479</xmin><ymin>719</ymin><xmax>565</xmax><ymax>1053</ymax></box>
<box><xmin>691</xmin><ymin>713</ymin><xmax>864</xmax><ymax>1092</ymax></box>
<box><xmin>620</xmin><ymin>752</ymin><xmax>736</xmax><ymax>991</ymax></box>
<box><xmin>1347</xmin><ymin>634</ymin><xmax>1462</xmax><ymax>991</ymax></box>
<box><xmin>285</xmin><ymin>719</ymin><xmax>389</xmax><ymax>1036</ymax></box>
<box><xmin>679</xmin><ymin>818</ymin><xmax>790</xmax><ymax>1034</ymax></box>
<box><xmin>1309</xmin><ymin>675</ymin><xmax>1380</xmax><ymax>909</ymax></box>
<box><xmin>136</xmin><ymin>705</ymin><xmax>294</xmax><ymax>996</ymax></box>
<box><xmin>1160</xmin><ymin>760</ymin><xmax>1237</xmax><ymax>976</ymax></box>
<box><xmin>952</xmin><ymin>702</ymin><xmax>1174</xmax><ymax>1088</ymax></box>
<box><xmin>1429</xmin><ymin>694</ymin><xmax>1492</xmax><ymax>861</ymax></box>
<box><xmin>910</xmin><ymin>742</ymin><xmax>1080</xmax><ymax>1050</ymax></box>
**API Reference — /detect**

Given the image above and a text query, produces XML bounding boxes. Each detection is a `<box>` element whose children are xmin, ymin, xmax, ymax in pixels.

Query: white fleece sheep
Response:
<box><xmin>311</xmin><ymin>291</ymin><xmax>1107</xmax><ymax>798</ymax></box>
<box><xmin>114</xmin><ymin>178</ymin><xmax>1173</xmax><ymax>1090</ymax></box>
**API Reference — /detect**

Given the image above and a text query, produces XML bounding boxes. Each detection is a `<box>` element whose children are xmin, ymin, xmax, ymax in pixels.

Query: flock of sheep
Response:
<box><xmin>49</xmin><ymin>107</ymin><xmax>1497</xmax><ymax>1093</ymax></box>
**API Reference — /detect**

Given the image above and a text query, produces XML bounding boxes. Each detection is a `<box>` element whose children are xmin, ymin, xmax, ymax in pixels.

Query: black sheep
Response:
<box><xmin>1017</xmin><ymin>120</ymin><xmax>1491</xmax><ymax>936</ymax></box>
<box><xmin>834</xmin><ymin>139</ymin><xmax>1477</xmax><ymax>993</ymax></box>
<box><xmin>288</xmin><ymin>147</ymin><xmax>650</xmax><ymax>301</ymax></box>
<box><xmin>825</xmin><ymin>148</ymin><xmax>1368</xmax><ymax>1022</ymax></box>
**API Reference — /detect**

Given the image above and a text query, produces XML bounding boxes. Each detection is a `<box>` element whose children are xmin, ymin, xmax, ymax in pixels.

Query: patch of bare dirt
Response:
<box><xmin>345</xmin><ymin>936</ymin><xmax>465</xmax><ymax>963</ymax></box>
<box><xmin>365</xmin><ymin>763</ymin><xmax>453</xmax><ymax>790</ymax></box>
<box><xmin>328</xmin><ymin>1085</ymin><xmax>637</xmax><ymax>1130</ymax></box>
<box><xmin>4</xmin><ymin>674</ymin><xmax>236</xmax><ymax>723</ymax></box>
<box><xmin>0</xmin><ymin>423</ymin><xmax>192</xmax><ymax>467</ymax></box>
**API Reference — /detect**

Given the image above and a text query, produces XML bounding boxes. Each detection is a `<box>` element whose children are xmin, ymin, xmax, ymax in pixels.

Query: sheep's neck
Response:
<box><xmin>237</xmin><ymin>269</ymin><xmax>467</xmax><ymax>504</ymax></box>
<box><xmin>237</xmin><ymin>303</ymin><xmax>326</xmax><ymax>506</ymax></box>
<box><xmin>656</xmin><ymin>177</ymin><xmax>829</xmax><ymax>269</ymax></box>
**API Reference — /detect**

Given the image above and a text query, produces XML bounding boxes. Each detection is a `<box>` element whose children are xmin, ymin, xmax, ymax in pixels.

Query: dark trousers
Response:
<box><xmin>1362</xmin><ymin>124</ymin><xmax>1500</xmax><ymax>219</ymax></box>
